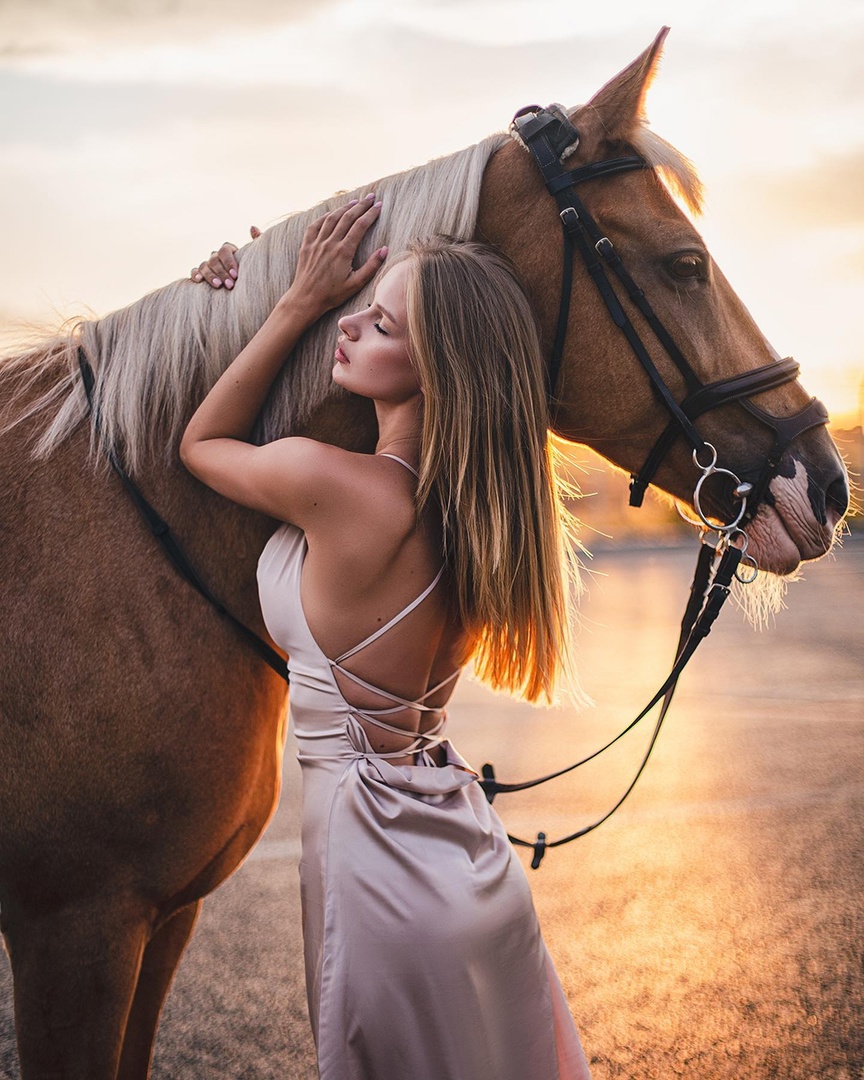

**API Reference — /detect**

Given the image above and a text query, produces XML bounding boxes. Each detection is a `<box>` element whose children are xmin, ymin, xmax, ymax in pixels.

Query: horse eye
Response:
<box><xmin>669</xmin><ymin>253</ymin><xmax>705</xmax><ymax>280</ymax></box>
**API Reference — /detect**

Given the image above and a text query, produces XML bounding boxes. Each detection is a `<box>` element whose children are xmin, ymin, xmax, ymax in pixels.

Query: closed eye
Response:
<box><xmin>374</xmin><ymin>322</ymin><xmax>388</xmax><ymax>335</ymax></box>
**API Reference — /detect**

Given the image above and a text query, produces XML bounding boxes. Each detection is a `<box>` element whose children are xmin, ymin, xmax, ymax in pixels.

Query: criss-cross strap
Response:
<box><xmin>329</xmin><ymin>449</ymin><xmax>458</xmax><ymax>756</ymax></box>
<box><xmin>334</xmin><ymin>564</ymin><xmax>446</xmax><ymax>664</ymax></box>
<box><xmin>349</xmin><ymin>710</ymin><xmax>448</xmax><ymax>759</ymax></box>
<box><xmin>331</xmin><ymin>664</ymin><xmax>460</xmax><ymax>713</ymax></box>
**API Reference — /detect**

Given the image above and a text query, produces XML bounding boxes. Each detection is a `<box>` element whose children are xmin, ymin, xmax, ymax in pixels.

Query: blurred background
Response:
<box><xmin>1</xmin><ymin>0</ymin><xmax>862</xmax><ymax>538</ymax></box>
<box><xmin>1</xmin><ymin>3</ymin><xmax>862</xmax><ymax>1078</ymax></box>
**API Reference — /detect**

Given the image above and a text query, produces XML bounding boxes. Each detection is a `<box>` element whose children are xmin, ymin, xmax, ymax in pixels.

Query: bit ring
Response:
<box><xmin>728</xmin><ymin>529</ymin><xmax>759</xmax><ymax>583</ymax></box>
<box><xmin>693</xmin><ymin>468</ymin><xmax>749</xmax><ymax>532</ymax></box>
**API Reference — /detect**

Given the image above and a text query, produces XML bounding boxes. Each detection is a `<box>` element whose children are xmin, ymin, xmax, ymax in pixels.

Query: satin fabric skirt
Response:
<box><xmin>257</xmin><ymin>523</ymin><xmax>591</xmax><ymax>1078</ymax></box>
<box><xmin>297</xmin><ymin>718</ymin><xmax>592</xmax><ymax>1080</ymax></box>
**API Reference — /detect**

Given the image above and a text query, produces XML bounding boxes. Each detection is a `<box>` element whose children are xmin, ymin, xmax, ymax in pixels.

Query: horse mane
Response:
<box><xmin>3</xmin><ymin>131</ymin><xmax>509</xmax><ymax>474</ymax></box>
<box><xmin>630</xmin><ymin>124</ymin><xmax>703</xmax><ymax>214</ymax></box>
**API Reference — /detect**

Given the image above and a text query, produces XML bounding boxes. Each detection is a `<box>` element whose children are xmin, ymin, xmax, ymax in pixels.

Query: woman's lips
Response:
<box><xmin>334</xmin><ymin>345</ymin><xmax>349</xmax><ymax>364</ymax></box>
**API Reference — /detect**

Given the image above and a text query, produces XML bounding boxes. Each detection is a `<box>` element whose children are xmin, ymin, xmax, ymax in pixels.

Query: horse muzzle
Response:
<box><xmin>695</xmin><ymin>435</ymin><xmax>849</xmax><ymax>575</ymax></box>
<box><xmin>746</xmin><ymin>446</ymin><xmax>849</xmax><ymax>573</ymax></box>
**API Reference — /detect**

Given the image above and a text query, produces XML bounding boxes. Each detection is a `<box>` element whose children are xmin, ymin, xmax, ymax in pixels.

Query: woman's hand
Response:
<box><xmin>191</xmin><ymin>227</ymin><xmax>260</xmax><ymax>289</ymax></box>
<box><xmin>286</xmin><ymin>195</ymin><xmax>387</xmax><ymax>320</ymax></box>
<box><xmin>190</xmin><ymin>195</ymin><xmax>385</xmax><ymax>305</ymax></box>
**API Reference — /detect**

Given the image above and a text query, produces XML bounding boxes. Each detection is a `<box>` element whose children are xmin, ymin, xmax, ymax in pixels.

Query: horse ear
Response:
<box><xmin>581</xmin><ymin>26</ymin><xmax>669</xmax><ymax>138</ymax></box>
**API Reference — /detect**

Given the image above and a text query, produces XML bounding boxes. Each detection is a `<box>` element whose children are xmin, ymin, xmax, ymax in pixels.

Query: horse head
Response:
<box><xmin>478</xmin><ymin>28</ymin><xmax>848</xmax><ymax>576</ymax></box>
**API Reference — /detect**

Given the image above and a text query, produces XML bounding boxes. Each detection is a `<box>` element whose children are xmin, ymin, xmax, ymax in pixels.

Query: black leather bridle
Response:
<box><xmin>509</xmin><ymin>104</ymin><xmax>829</xmax><ymax>520</ymax></box>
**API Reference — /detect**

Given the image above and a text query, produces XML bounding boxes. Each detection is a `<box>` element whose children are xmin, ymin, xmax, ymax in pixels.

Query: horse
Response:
<box><xmin>0</xmin><ymin>28</ymin><xmax>848</xmax><ymax>1080</ymax></box>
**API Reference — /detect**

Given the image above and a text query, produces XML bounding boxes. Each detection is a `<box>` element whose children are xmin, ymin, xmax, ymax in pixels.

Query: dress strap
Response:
<box><xmin>348</xmin><ymin>710</ymin><xmax>448</xmax><ymax>758</ymax></box>
<box><xmin>334</xmin><ymin>563</ymin><xmax>446</xmax><ymax>663</ymax></box>
<box><xmin>328</xmin><ymin>452</ymin><xmax>458</xmax><ymax>751</ymax></box>
<box><xmin>377</xmin><ymin>453</ymin><xmax>420</xmax><ymax>478</ymax></box>
<box><xmin>331</xmin><ymin>663</ymin><xmax>459</xmax><ymax>711</ymax></box>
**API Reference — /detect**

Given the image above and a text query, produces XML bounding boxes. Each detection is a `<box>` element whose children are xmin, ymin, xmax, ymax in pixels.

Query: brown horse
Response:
<box><xmin>0</xmin><ymin>29</ymin><xmax>847</xmax><ymax>1079</ymax></box>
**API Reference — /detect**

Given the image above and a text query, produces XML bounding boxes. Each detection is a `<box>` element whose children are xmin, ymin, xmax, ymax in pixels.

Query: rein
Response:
<box><xmin>473</xmin><ymin>106</ymin><xmax>832</xmax><ymax>866</ymax></box>
<box><xmin>77</xmin><ymin>349</ymin><xmax>290</xmax><ymax>685</ymax></box>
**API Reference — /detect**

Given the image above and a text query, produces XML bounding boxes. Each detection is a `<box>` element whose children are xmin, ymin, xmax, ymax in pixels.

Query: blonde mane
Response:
<box><xmin>4</xmin><ymin>132</ymin><xmax>509</xmax><ymax>474</ymax></box>
<box><xmin>631</xmin><ymin>124</ymin><xmax>703</xmax><ymax>214</ymax></box>
<box><xmin>3</xmin><ymin>120</ymin><xmax>702</xmax><ymax>476</ymax></box>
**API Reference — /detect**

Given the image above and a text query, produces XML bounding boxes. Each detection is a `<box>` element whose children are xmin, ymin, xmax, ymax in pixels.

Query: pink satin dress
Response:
<box><xmin>256</xmin><ymin>455</ymin><xmax>591</xmax><ymax>1080</ymax></box>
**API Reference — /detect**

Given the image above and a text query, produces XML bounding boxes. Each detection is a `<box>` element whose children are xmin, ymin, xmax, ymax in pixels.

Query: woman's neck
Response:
<box><xmin>374</xmin><ymin>397</ymin><xmax>423</xmax><ymax>461</ymax></box>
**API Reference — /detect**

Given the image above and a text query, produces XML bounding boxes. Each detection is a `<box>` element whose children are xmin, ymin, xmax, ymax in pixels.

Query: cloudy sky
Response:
<box><xmin>2</xmin><ymin>0</ymin><xmax>862</xmax><ymax>422</ymax></box>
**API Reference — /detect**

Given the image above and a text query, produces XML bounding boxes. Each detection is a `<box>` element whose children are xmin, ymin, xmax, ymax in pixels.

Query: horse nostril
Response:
<box><xmin>825</xmin><ymin>473</ymin><xmax>850</xmax><ymax>519</ymax></box>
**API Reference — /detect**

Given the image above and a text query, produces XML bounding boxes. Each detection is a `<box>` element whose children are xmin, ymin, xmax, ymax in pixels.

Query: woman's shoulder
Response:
<box><xmin>297</xmin><ymin>442</ymin><xmax>421</xmax><ymax>548</ymax></box>
<box><xmin>300</xmin><ymin>446</ymin><xmax>450</xmax><ymax>630</ymax></box>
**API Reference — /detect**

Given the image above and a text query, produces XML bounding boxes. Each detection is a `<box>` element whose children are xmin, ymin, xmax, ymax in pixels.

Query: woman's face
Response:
<box><xmin>332</xmin><ymin>259</ymin><xmax>420</xmax><ymax>404</ymax></box>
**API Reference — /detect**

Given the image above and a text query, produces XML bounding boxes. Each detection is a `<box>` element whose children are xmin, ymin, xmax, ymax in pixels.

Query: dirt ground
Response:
<box><xmin>1</xmin><ymin>538</ymin><xmax>861</xmax><ymax>1079</ymax></box>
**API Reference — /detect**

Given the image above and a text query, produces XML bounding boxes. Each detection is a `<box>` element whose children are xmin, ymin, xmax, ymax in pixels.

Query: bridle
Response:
<box><xmin>511</xmin><ymin>104</ymin><xmax>830</xmax><ymax>526</ymax></box>
<box><xmin>76</xmin><ymin>104</ymin><xmax>832</xmax><ymax>868</ymax></box>
<box><xmin>473</xmin><ymin>106</ymin><xmax>832</xmax><ymax>866</ymax></box>
<box><xmin>510</xmin><ymin>104</ymin><xmax>829</xmax><ymax>525</ymax></box>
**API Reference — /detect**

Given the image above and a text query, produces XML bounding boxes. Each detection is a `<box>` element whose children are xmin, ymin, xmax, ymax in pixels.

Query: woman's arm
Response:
<box><xmin>180</xmin><ymin>195</ymin><xmax>387</xmax><ymax>523</ymax></box>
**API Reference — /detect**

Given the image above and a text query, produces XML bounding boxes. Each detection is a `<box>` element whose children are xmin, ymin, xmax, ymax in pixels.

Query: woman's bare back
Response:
<box><xmin>297</xmin><ymin>453</ymin><xmax>470</xmax><ymax>758</ymax></box>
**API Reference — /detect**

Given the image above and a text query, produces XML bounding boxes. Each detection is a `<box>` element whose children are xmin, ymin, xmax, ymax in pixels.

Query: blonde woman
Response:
<box><xmin>182</xmin><ymin>195</ymin><xmax>590</xmax><ymax>1079</ymax></box>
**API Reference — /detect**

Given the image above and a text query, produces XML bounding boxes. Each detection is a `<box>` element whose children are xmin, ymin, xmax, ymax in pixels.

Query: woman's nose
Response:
<box><xmin>338</xmin><ymin>314</ymin><xmax>358</xmax><ymax>339</ymax></box>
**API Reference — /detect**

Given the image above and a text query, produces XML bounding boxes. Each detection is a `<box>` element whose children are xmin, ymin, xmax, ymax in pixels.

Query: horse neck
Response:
<box><xmin>130</xmin><ymin>454</ymin><xmax>279</xmax><ymax>631</ymax></box>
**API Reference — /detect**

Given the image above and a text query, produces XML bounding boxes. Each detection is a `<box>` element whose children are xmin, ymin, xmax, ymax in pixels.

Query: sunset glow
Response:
<box><xmin>2</xmin><ymin>1</ymin><xmax>861</xmax><ymax>425</ymax></box>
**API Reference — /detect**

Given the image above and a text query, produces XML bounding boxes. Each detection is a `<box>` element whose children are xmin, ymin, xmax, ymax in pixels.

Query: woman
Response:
<box><xmin>181</xmin><ymin>195</ymin><xmax>591</xmax><ymax>1079</ymax></box>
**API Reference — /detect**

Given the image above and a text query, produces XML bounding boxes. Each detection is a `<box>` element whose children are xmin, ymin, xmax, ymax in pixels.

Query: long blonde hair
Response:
<box><xmin>405</xmin><ymin>238</ymin><xmax>578</xmax><ymax>704</ymax></box>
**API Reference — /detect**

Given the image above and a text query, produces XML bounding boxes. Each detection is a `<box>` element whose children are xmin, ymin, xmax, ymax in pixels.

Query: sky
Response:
<box><xmin>2</xmin><ymin>0</ymin><xmax>863</xmax><ymax>425</ymax></box>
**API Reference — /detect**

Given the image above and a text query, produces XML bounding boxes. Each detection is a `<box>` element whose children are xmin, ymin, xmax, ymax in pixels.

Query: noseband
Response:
<box><xmin>510</xmin><ymin>104</ymin><xmax>829</xmax><ymax>539</ymax></box>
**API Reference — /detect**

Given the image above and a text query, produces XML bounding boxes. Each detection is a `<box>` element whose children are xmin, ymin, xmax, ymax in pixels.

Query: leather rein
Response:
<box><xmin>75</xmin><ymin>105</ymin><xmax>830</xmax><ymax>867</ymax></box>
<box><xmin>474</xmin><ymin>106</ymin><xmax>831</xmax><ymax>866</ymax></box>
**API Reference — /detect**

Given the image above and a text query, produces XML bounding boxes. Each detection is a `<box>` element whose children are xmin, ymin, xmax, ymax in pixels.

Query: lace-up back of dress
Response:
<box><xmin>325</xmin><ymin>454</ymin><xmax>459</xmax><ymax>759</ymax></box>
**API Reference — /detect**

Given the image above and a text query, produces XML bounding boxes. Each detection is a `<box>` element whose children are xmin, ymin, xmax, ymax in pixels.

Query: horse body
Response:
<box><xmin>0</xmin><ymin>388</ymin><xmax>290</xmax><ymax>1075</ymax></box>
<box><xmin>0</xmin><ymin>30</ymin><xmax>848</xmax><ymax>1079</ymax></box>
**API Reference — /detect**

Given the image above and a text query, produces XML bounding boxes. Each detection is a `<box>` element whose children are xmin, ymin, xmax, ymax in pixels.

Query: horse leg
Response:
<box><xmin>116</xmin><ymin>901</ymin><xmax>202</xmax><ymax>1080</ymax></box>
<box><xmin>3</xmin><ymin>895</ymin><xmax>148</xmax><ymax>1080</ymax></box>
